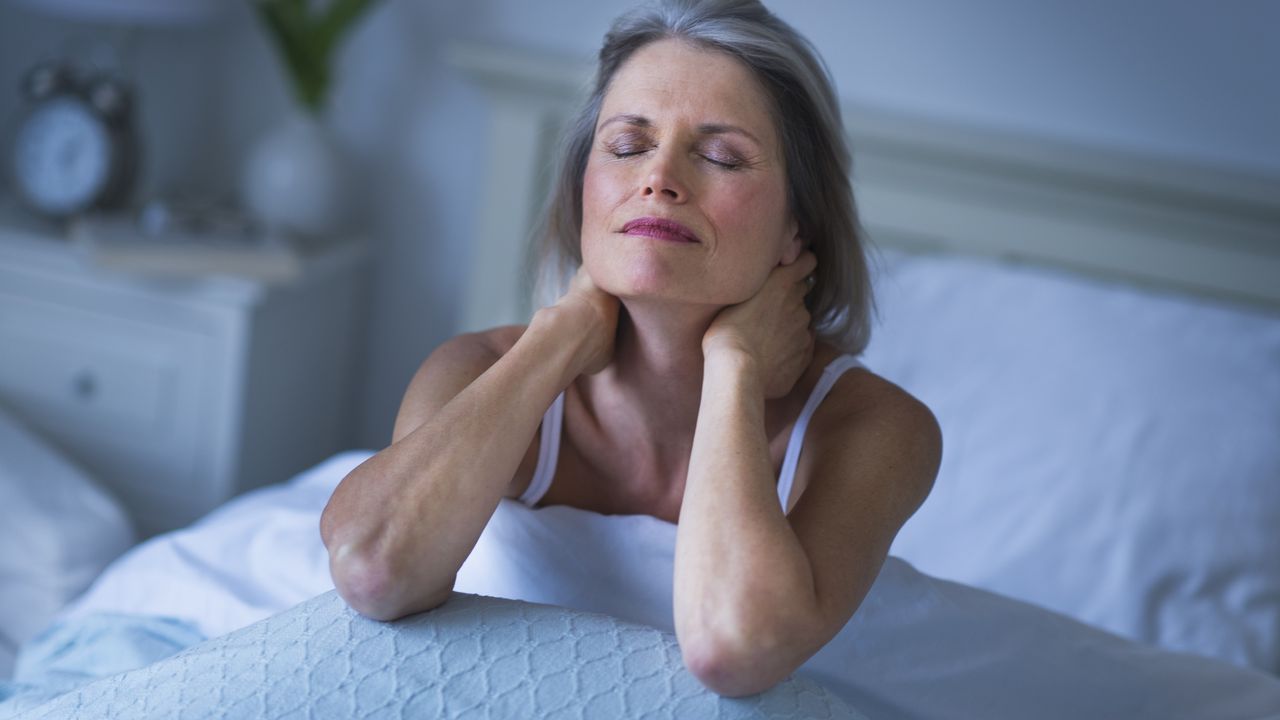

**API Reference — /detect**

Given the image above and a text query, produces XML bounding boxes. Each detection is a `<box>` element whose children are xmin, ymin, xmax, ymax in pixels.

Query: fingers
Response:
<box><xmin>777</xmin><ymin>248</ymin><xmax>815</xmax><ymax>270</ymax></box>
<box><xmin>784</xmin><ymin>252</ymin><xmax>818</xmax><ymax>297</ymax></box>
<box><xmin>769</xmin><ymin>251</ymin><xmax>816</xmax><ymax>292</ymax></box>
<box><xmin>788</xmin><ymin>251</ymin><xmax>817</xmax><ymax>279</ymax></box>
<box><xmin>571</xmin><ymin>264</ymin><xmax>595</xmax><ymax>289</ymax></box>
<box><xmin>780</xmin><ymin>251</ymin><xmax>817</xmax><ymax>300</ymax></box>
<box><xmin>569</xmin><ymin>264</ymin><xmax>612</xmax><ymax>300</ymax></box>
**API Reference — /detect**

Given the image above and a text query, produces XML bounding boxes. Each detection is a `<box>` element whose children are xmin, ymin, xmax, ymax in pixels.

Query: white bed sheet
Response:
<box><xmin>57</xmin><ymin>451</ymin><xmax>1280</xmax><ymax>718</ymax></box>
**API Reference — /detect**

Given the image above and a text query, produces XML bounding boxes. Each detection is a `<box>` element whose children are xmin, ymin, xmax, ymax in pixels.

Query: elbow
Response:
<box><xmin>330</xmin><ymin>547</ymin><xmax>401</xmax><ymax>621</ymax></box>
<box><xmin>680</xmin><ymin>612</ymin><xmax>806</xmax><ymax>698</ymax></box>
<box><xmin>681</xmin><ymin>637</ymin><xmax>790</xmax><ymax>698</ymax></box>
<box><xmin>676</xmin><ymin>591</ymin><xmax>818</xmax><ymax>696</ymax></box>
<box><xmin>321</xmin><ymin>488</ymin><xmax>453</xmax><ymax>622</ymax></box>
<box><xmin>328</xmin><ymin>542</ymin><xmax>452</xmax><ymax>622</ymax></box>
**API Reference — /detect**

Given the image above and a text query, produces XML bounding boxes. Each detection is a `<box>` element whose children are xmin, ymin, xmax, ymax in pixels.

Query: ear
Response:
<box><xmin>779</xmin><ymin>221</ymin><xmax>803</xmax><ymax>265</ymax></box>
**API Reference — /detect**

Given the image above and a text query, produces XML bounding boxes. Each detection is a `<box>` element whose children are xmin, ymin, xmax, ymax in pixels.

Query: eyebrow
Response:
<box><xmin>597</xmin><ymin>113</ymin><xmax>762</xmax><ymax>145</ymax></box>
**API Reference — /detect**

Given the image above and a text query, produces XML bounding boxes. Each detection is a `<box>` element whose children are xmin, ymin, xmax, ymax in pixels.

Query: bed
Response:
<box><xmin>2</xmin><ymin>41</ymin><xmax>1280</xmax><ymax>718</ymax></box>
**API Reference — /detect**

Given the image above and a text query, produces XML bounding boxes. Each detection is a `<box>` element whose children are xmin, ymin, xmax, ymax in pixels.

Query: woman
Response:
<box><xmin>320</xmin><ymin>0</ymin><xmax>941</xmax><ymax>697</ymax></box>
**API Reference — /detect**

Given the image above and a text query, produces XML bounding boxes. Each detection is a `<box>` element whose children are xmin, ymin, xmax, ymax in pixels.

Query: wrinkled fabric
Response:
<box><xmin>458</xmin><ymin>498</ymin><xmax>1280</xmax><ymax>719</ymax></box>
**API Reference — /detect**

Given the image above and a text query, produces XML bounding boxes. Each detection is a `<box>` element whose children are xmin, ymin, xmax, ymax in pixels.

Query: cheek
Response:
<box><xmin>580</xmin><ymin>162</ymin><xmax>636</xmax><ymax>288</ymax></box>
<box><xmin>706</xmin><ymin>178</ymin><xmax>791</xmax><ymax>258</ymax></box>
<box><xmin>581</xmin><ymin>160</ymin><xmax>626</xmax><ymax>232</ymax></box>
<box><xmin>702</xmin><ymin>180</ymin><xmax>791</xmax><ymax>298</ymax></box>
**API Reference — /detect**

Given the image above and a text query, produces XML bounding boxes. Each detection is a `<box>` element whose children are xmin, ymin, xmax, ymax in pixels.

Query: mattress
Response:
<box><xmin>1</xmin><ymin>592</ymin><xmax>861</xmax><ymax>719</ymax></box>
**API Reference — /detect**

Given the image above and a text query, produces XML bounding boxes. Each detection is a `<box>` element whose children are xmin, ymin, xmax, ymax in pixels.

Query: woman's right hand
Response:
<box><xmin>549</xmin><ymin>264</ymin><xmax>619</xmax><ymax>375</ymax></box>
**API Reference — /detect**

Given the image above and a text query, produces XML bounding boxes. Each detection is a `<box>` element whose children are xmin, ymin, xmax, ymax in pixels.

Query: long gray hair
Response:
<box><xmin>533</xmin><ymin>0</ymin><xmax>873</xmax><ymax>354</ymax></box>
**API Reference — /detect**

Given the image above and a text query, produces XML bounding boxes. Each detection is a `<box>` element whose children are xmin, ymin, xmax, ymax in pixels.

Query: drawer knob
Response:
<box><xmin>72</xmin><ymin>371</ymin><xmax>98</xmax><ymax>400</ymax></box>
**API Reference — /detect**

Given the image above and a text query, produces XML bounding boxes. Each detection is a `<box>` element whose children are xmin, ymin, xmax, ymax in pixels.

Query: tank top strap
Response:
<box><xmin>518</xmin><ymin>391</ymin><xmax>565</xmax><ymax>507</ymax></box>
<box><xmin>520</xmin><ymin>354</ymin><xmax>864</xmax><ymax>511</ymax></box>
<box><xmin>776</xmin><ymin>354</ymin><xmax>865</xmax><ymax>513</ymax></box>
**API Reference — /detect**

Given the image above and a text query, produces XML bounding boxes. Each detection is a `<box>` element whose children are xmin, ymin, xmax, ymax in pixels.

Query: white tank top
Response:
<box><xmin>518</xmin><ymin>354</ymin><xmax>865</xmax><ymax>513</ymax></box>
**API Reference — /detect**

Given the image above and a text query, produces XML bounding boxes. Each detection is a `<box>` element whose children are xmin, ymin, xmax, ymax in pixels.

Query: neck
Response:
<box><xmin>585</xmin><ymin>299</ymin><xmax>718</xmax><ymax>454</ymax></box>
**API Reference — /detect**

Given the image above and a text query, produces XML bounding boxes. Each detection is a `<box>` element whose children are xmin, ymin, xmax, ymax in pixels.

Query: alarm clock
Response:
<box><xmin>9</xmin><ymin>61</ymin><xmax>138</xmax><ymax>221</ymax></box>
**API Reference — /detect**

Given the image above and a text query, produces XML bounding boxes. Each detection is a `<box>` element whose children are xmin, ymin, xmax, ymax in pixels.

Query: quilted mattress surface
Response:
<box><xmin>6</xmin><ymin>590</ymin><xmax>863</xmax><ymax>719</ymax></box>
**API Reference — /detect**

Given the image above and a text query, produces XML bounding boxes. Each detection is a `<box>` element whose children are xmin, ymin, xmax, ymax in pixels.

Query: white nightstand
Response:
<box><xmin>0</xmin><ymin>215</ymin><xmax>367</xmax><ymax>537</ymax></box>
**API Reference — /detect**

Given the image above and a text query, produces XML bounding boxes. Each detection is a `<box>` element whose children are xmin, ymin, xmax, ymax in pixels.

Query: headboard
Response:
<box><xmin>448</xmin><ymin>42</ymin><xmax>1280</xmax><ymax>332</ymax></box>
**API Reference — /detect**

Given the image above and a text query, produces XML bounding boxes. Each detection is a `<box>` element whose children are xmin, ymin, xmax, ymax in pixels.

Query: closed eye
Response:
<box><xmin>703</xmin><ymin>155</ymin><xmax>743</xmax><ymax>170</ymax></box>
<box><xmin>603</xmin><ymin>138</ymin><xmax>650</xmax><ymax>159</ymax></box>
<box><xmin>602</xmin><ymin>136</ymin><xmax>745</xmax><ymax>170</ymax></box>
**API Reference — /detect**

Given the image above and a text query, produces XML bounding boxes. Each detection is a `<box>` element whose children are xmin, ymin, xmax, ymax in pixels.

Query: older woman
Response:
<box><xmin>320</xmin><ymin>0</ymin><xmax>941</xmax><ymax>697</ymax></box>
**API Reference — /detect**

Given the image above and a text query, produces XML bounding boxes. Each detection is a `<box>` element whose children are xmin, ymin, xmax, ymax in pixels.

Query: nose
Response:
<box><xmin>640</xmin><ymin>150</ymin><xmax>688</xmax><ymax>203</ymax></box>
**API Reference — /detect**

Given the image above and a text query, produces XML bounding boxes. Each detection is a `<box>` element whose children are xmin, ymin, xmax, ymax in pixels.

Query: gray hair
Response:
<box><xmin>534</xmin><ymin>0</ymin><xmax>873</xmax><ymax>354</ymax></box>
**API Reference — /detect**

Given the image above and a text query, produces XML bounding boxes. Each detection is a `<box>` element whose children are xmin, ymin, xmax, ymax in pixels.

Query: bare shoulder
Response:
<box><xmin>392</xmin><ymin>325</ymin><xmax>529</xmax><ymax>443</ymax></box>
<box><xmin>803</xmin><ymin>363</ymin><xmax>942</xmax><ymax>523</ymax></box>
<box><xmin>826</xmin><ymin>366</ymin><xmax>939</xmax><ymax>441</ymax></box>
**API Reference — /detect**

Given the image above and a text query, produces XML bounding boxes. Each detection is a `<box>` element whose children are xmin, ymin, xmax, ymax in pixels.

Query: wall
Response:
<box><xmin>1</xmin><ymin>0</ymin><xmax>1277</xmax><ymax>450</ymax></box>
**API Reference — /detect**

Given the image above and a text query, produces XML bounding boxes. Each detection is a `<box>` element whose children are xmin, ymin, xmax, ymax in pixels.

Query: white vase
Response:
<box><xmin>241</xmin><ymin>110</ymin><xmax>346</xmax><ymax>239</ymax></box>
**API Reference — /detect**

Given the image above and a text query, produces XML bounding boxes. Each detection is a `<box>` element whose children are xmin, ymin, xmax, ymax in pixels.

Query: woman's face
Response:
<box><xmin>581</xmin><ymin>39</ymin><xmax>799</xmax><ymax>307</ymax></box>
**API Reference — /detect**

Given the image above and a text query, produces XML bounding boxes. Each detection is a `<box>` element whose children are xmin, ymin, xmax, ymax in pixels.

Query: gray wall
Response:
<box><xmin>2</xmin><ymin>0</ymin><xmax>1277</xmax><ymax>451</ymax></box>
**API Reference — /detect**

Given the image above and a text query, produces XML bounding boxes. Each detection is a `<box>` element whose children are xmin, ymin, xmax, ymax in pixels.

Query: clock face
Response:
<box><xmin>12</xmin><ymin>96</ymin><xmax>113</xmax><ymax>217</ymax></box>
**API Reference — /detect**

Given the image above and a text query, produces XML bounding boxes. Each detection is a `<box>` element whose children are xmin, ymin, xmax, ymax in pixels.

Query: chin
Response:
<box><xmin>595</xmin><ymin>262</ymin><xmax>697</xmax><ymax>304</ymax></box>
<box><xmin>583</xmin><ymin>243</ymin><xmax>748</xmax><ymax>306</ymax></box>
<box><xmin>613</xmin><ymin>281</ymin><xmax>745</xmax><ymax>311</ymax></box>
<box><xmin>587</xmin><ymin>247</ymin><xmax>675</xmax><ymax>297</ymax></box>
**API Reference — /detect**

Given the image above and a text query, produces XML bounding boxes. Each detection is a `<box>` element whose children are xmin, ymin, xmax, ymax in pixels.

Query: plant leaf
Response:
<box><xmin>251</xmin><ymin>0</ymin><xmax>381</xmax><ymax>114</ymax></box>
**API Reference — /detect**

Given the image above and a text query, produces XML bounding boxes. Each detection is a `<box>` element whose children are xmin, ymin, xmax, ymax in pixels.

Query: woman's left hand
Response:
<box><xmin>703</xmin><ymin>251</ymin><xmax>817</xmax><ymax>398</ymax></box>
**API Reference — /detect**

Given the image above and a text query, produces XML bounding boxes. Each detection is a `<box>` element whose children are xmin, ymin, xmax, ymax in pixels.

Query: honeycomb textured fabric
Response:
<box><xmin>11</xmin><ymin>591</ymin><xmax>864</xmax><ymax>719</ymax></box>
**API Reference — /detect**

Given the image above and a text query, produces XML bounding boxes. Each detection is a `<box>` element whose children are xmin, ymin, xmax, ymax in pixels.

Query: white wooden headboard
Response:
<box><xmin>449</xmin><ymin>42</ymin><xmax>1280</xmax><ymax>332</ymax></box>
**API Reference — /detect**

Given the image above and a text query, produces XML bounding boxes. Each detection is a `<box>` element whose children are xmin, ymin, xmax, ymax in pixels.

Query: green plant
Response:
<box><xmin>253</xmin><ymin>0</ymin><xmax>382</xmax><ymax>114</ymax></box>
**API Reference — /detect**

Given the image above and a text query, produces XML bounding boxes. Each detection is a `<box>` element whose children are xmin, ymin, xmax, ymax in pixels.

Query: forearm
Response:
<box><xmin>322</xmin><ymin>309</ymin><xmax>587</xmax><ymax>620</ymax></box>
<box><xmin>674</xmin><ymin>350</ymin><xmax>820</xmax><ymax>691</ymax></box>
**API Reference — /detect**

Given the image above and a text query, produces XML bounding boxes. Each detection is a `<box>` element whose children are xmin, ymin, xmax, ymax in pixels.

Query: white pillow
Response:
<box><xmin>0</xmin><ymin>404</ymin><xmax>135</xmax><ymax>678</ymax></box>
<box><xmin>864</xmin><ymin>249</ymin><xmax>1280</xmax><ymax>675</ymax></box>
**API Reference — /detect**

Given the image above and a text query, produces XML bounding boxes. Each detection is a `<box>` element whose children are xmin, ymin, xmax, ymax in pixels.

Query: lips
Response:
<box><xmin>620</xmin><ymin>217</ymin><xmax>701</xmax><ymax>244</ymax></box>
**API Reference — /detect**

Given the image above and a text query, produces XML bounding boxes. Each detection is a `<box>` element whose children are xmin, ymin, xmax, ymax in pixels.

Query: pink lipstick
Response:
<box><xmin>621</xmin><ymin>217</ymin><xmax>701</xmax><ymax>244</ymax></box>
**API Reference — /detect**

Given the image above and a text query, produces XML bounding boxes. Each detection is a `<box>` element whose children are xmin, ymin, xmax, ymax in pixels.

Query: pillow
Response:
<box><xmin>863</xmin><ymin>249</ymin><xmax>1280</xmax><ymax>674</ymax></box>
<box><xmin>0</xmin><ymin>404</ymin><xmax>135</xmax><ymax>678</ymax></box>
<box><xmin>8</xmin><ymin>591</ymin><xmax>865</xmax><ymax>720</ymax></box>
<box><xmin>55</xmin><ymin>451</ymin><xmax>364</xmax><ymax>641</ymax></box>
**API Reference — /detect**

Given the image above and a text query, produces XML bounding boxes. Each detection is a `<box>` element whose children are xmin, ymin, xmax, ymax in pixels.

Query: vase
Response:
<box><xmin>241</xmin><ymin>110</ymin><xmax>346</xmax><ymax>240</ymax></box>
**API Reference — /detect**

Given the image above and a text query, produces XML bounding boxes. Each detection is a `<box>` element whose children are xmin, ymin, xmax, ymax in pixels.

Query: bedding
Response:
<box><xmin>3</xmin><ymin>592</ymin><xmax>862</xmax><ymax>719</ymax></box>
<box><xmin>9</xmin><ymin>451</ymin><xmax>1278</xmax><ymax>719</ymax></box>
<box><xmin>0</xmin><ymin>614</ymin><xmax>204</xmax><ymax>714</ymax></box>
<box><xmin>863</xmin><ymin>249</ymin><xmax>1280</xmax><ymax>674</ymax></box>
<box><xmin>50</xmin><ymin>451</ymin><xmax>348</xmax><ymax>641</ymax></box>
<box><xmin>458</xmin><ymin>498</ymin><xmax>1280</xmax><ymax>719</ymax></box>
<box><xmin>0</xmin><ymin>403</ymin><xmax>135</xmax><ymax>679</ymax></box>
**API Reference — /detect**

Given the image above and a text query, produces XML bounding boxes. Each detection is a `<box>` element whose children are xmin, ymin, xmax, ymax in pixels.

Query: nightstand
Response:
<box><xmin>0</xmin><ymin>215</ymin><xmax>367</xmax><ymax>537</ymax></box>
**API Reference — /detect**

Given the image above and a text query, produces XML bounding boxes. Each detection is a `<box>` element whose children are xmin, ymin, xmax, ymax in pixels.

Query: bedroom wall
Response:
<box><xmin>1</xmin><ymin>0</ymin><xmax>1277</xmax><ymax>452</ymax></box>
